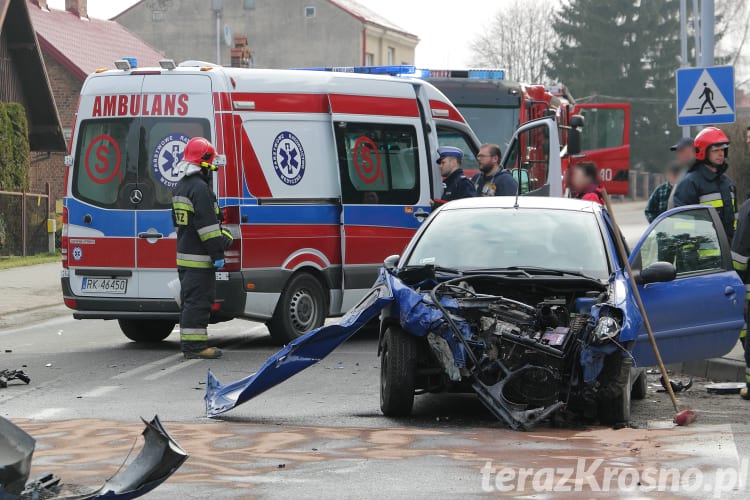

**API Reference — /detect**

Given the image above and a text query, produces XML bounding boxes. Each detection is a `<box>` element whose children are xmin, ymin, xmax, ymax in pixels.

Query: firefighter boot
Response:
<box><xmin>184</xmin><ymin>347</ymin><xmax>223</xmax><ymax>360</ymax></box>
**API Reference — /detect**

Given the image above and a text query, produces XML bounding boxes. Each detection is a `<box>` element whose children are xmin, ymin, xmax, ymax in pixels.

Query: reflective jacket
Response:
<box><xmin>672</xmin><ymin>162</ymin><xmax>736</xmax><ymax>240</ymax></box>
<box><xmin>172</xmin><ymin>165</ymin><xmax>231</xmax><ymax>270</ymax></box>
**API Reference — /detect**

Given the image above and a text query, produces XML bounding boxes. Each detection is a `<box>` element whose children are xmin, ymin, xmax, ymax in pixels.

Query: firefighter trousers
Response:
<box><xmin>178</xmin><ymin>269</ymin><xmax>215</xmax><ymax>353</ymax></box>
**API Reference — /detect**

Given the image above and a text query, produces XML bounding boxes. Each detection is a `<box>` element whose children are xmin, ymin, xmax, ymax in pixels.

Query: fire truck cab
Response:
<box><xmin>61</xmin><ymin>62</ymin><xmax>487</xmax><ymax>344</ymax></box>
<box><xmin>422</xmin><ymin>69</ymin><xmax>631</xmax><ymax>195</ymax></box>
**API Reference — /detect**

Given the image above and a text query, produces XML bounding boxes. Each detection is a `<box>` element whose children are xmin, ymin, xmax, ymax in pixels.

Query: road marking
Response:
<box><xmin>144</xmin><ymin>359</ymin><xmax>202</xmax><ymax>380</ymax></box>
<box><xmin>29</xmin><ymin>407</ymin><xmax>65</xmax><ymax>420</ymax></box>
<box><xmin>111</xmin><ymin>353</ymin><xmax>183</xmax><ymax>380</ymax></box>
<box><xmin>80</xmin><ymin>385</ymin><xmax>119</xmax><ymax>398</ymax></box>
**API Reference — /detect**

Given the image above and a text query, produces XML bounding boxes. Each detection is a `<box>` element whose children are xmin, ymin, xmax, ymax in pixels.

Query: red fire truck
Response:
<box><xmin>421</xmin><ymin>69</ymin><xmax>631</xmax><ymax>195</ymax></box>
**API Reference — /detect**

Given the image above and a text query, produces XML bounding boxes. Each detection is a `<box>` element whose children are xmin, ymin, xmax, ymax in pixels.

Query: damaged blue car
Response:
<box><xmin>206</xmin><ymin>197</ymin><xmax>744</xmax><ymax>429</ymax></box>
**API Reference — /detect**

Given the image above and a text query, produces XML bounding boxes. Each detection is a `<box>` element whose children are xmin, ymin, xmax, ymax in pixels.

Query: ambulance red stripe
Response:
<box><xmin>236</xmin><ymin>115</ymin><xmax>273</xmax><ymax>198</ymax></box>
<box><xmin>428</xmin><ymin>99</ymin><xmax>465</xmax><ymax>123</ymax></box>
<box><xmin>69</xmin><ymin>238</ymin><xmax>135</xmax><ymax>267</ymax></box>
<box><xmin>329</xmin><ymin>94</ymin><xmax>420</xmax><ymax>117</ymax></box>
<box><xmin>231</xmin><ymin>93</ymin><xmax>330</xmax><ymax>113</ymax></box>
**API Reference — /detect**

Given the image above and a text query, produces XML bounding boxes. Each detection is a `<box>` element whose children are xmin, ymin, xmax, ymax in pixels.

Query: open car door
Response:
<box><xmin>573</xmin><ymin>103</ymin><xmax>630</xmax><ymax>195</ymax></box>
<box><xmin>628</xmin><ymin>205</ymin><xmax>744</xmax><ymax>365</ymax></box>
<box><xmin>501</xmin><ymin>117</ymin><xmax>561</xmax><ymax>197</ymax></box>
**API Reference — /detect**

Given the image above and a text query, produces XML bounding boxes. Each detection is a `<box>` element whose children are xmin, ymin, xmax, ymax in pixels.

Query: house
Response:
<box><xmin>115</xmin><ymin>0</ymin><xmax>419</xmax><ymax>69</ymax></box>
<box><xmin>27</xmin><ymin>0</ymin><xmax>165</xmax><ymax>203</ymax></box>
<box><xmin>0</xmin><ymin>0</ymin><xmax>65</xmax><ymax>155</ymax></box>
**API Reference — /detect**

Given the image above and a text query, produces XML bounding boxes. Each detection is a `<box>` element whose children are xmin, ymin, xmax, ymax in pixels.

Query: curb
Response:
<box><xmin>676</xmin><ymin>357</ymin><xmax>746</xmax><ymax>382</ymax></box>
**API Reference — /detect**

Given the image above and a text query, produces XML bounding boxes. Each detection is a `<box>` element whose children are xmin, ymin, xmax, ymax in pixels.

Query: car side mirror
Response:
<box><xmin>567</xmin><ymin>115</ymin><xmax>584</xmax><ymax>156</ymax></box>
<box><xmin>634</xmin><ymin>261</ymin><xmax>676</xmax><ymax>285</ymax></box>
<box><xmin>384</xmin><ymin>254</ymin><xmax>400</xmax><ymax>271</ymax></box>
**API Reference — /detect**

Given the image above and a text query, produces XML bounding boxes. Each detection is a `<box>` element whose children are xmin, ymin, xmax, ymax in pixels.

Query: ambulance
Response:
<box><xmin>60</xmin><ymin>61</ymin><xmax>564</xmax><ymax>344</ymax></box>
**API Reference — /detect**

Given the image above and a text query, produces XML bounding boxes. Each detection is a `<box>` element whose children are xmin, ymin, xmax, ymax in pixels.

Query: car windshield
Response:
<box><xmin>405</xmin><ymin>207</ymin><xmax>610</xmax><ymax>280</ymax></box>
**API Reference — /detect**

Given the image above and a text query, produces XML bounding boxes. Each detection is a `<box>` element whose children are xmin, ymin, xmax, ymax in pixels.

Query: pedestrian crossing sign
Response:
<box><xmin>676</xmin><ymin>66</ymin><xmax>735</xmax><ymax>126</ymax></box>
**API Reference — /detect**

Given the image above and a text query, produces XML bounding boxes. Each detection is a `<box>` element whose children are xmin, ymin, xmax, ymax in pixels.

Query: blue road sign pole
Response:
<box><xmin>680</xmin><ymin>0</ymin><xmax>690</xmax><ymax>138</ymax></box>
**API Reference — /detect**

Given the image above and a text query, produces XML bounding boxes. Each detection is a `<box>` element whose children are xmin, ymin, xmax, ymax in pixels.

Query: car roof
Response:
<box><xmin>439</xmin><ymin>196</ymin><xmax>603</xmax><ymax>213</ymax></box>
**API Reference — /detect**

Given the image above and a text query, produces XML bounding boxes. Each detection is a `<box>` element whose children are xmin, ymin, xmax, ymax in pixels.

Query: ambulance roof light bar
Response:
<box><xmin>292</xmin><ymin>65</ymin><xmax>419</xmax><ymax>76</ymax></box>
<box><xmin>114</xmin><ymin>57</ymin><xmax>138</xmax><ymax>71</ymax></box>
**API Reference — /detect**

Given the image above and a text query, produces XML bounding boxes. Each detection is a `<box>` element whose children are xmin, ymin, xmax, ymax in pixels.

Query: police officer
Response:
<box><xmin>432</xmin><ymin>146</ymin><xmax>475</xmax><ymax>207</ymax></box>
<box><xmin>472</xmin><ymin>143</ymin><xmax>518</xmax><ymax>196</ymax></box>
<box><xmin>172</xmin><ymin>137</ymin><xmax>233</xmax><ymax>359</ymax></box>
<box><xmin>732</xmin><ymin>199</ymin><xmax>750</xmax><ymax>400</ymax></box>
<box><xmin>673</xmin><ymin>127</ymin><xmax>736</xmax><ymax>239</ymax></box>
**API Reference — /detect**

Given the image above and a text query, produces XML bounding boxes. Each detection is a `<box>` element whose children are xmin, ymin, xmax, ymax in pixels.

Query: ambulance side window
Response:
<box><xmin>335</xmin><ymin>123</ymin><xmax>420</xmax><ymax>205</ymax></box>
<box><xmin>436</xmin><ymin>127</ymin><xmax>479</xmax><ymax>173</ymax></box>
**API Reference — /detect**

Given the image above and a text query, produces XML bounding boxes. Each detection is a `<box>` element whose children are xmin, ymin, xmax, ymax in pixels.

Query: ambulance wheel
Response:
<box><xmin>118</xmin><ymin>319</ymin><xmax>175</xmax><ymax>342</ymax></box>
<box><xmin>380</xmin><ymin>326</ymin><xmax>417</xmax><ymax>417</ymax></box>
<box><xmin>268</xmin><ymin>272</ymin><xmax>327</xmax><ymax>345</ymax></box>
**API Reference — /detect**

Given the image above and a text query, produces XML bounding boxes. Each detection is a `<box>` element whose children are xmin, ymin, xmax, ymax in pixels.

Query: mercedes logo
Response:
<box><xmin>129</xmin><ymin>189</ymin><xmax>144</xmax><ymax>204</ymax></box>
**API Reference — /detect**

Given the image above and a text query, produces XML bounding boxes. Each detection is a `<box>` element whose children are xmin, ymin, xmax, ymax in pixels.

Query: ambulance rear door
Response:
<box><xmin>330</xmin><ymin>85</ymin><xmax>433</xmax><ymax>311</ymax></box>
<box><xmin>134</xmin><ymin>74</ymin><xmax>214</xmax><ymax>299</ymax></box>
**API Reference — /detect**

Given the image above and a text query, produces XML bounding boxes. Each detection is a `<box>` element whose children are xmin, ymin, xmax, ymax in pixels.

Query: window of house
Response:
<box><xmin>305</xmin><ymin>6</ymin><xmax>316</xmax><ymax>17</ymax></box>
<box><xmin>387</xmin><ymin>47</ymin><xmax>395</xmax><ymax>65</ymax></box>
<box><xmin>335</xmin><ymin>122</ymin><xmax>420</xmax><ymax>205</ymax></box>
<box><xmin>365</xmin><ymin>53</ymin><xmax>374</xmax><ymax>66</ymax></box>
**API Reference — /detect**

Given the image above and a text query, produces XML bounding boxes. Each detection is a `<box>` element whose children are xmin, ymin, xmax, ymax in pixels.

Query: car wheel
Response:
<box><xmin>268</xmin><ymin>272</ymin><xmax>327</xmax><ymax>345</ymax></box>
<box><xmin>598</xmin><ymin>353</ymin><xmax>632</xmax><ymax>425</ymax></box>
<box><xmin>630</xmin><ymin>368</ymin><xmax>648</xmax><ymax>400</ymax></box>
<box><xmin>118</xmin><ymin>319</ymin><xmax>175</xmax><ymax>342</ymax></box>
<box><xmin>380</xmin><ymin>326</ymin><xmax>417</xmax><ymax>417</ymax></box>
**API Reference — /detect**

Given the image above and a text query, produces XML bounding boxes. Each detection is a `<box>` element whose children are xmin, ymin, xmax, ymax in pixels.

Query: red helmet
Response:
<box><xmin>694</xmin><ymin>127</ymin><xmax>729</xmax><ymax>161</ymax></box>
<box><xmin>182</xmin><ymin>137</ymin><xmax>217</xmax><ymax>169</ymax></box>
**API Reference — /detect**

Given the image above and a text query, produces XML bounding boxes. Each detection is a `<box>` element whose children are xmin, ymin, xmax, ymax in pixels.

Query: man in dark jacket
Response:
<box><xmin>472</xmin><ymin>143</ymin><xmax>518</xmax><ymax>196</ymax></box>
<box><xmin>732</xmin><ymin>198</ymin><xmax>750</xmax><ymax>400</ymax></box>
<box><xmin>673</xmin><ymin>127</ymin><xmax>736</xmax><ymax>239</ymax></box>
<box><xmin>431</xmin><ymin>146</ymin><xmax>475</xmax><ymax>207</ymax></box>
<box><xmin>172</xmin><ymin>137</ymin><xmax>232</xmax><ymax>359</ymax></box>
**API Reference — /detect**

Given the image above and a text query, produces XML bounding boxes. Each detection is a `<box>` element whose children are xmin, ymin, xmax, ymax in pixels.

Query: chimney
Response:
<box><xmin>65</xmin><ymin>0</ymin><xmax>87</xmax><ymax>18</ymax></box>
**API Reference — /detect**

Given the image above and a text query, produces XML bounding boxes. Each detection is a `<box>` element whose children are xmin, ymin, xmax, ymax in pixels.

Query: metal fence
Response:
<box><xmin>0</xmin><ymin>184</ymin><xmax>52</xmax><ymax>257</ymax></box>
<box><xmin>627</xmin><ymin>171</ymin><xmax>667</xmax><ymax>201</ymax></box>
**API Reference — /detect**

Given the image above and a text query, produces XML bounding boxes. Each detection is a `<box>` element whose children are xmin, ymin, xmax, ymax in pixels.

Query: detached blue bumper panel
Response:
<box><xmin>205</xmin><ymin>273</ymin><xmax>394</xmax><ymax>417</ymax></box>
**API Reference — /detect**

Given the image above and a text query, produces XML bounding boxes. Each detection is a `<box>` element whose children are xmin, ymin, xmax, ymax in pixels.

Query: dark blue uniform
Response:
<box><xmin>472</xmin><ymin>170</ymin><xmax>518</xmax><ymax>197</ymax></box>
<box><xmin>442</xmin><ymin>168</ymin><xmax>476</xmax><ymax>202</ymax></box>
<box><xmin>673</xmin><ymin>163</ymin><xmax>736</xmax><ymax>239</ymax></box>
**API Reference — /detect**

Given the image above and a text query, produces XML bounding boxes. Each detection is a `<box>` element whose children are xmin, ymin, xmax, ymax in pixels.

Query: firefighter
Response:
<box><xmin>732</xmin><ymin>199</ymin><xmax>750</xmax><ymax>399</ymax></box>
<box><xmin>673</xmin><ymin>127</ymin><xmax>736</xmax><ymax>239</ymax></box>
<box><xmin>431</xmin><ymin>146</ymin><xmax>475</xmax><ymax>207</ymax></box>
<box><xmin>569</xmin><ymin>162</ymin><xmax>604</xmax><ymax>205</ymax></box>
<box><xmin>172</xmin><ymin>137</ymin><xmax>233</xmax><ymax>359</ymax></box>
<box><xmin>472</xmin><ymin>143</ymin><xmax>518</xmax><ymax>196</ymax></box>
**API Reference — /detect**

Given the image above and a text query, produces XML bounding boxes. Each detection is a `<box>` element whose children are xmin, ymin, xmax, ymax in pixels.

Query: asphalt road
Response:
<box><xmin>4</xmin><ymin>201</ymin><xmax>750</xmax><ymax>498</ymax></box>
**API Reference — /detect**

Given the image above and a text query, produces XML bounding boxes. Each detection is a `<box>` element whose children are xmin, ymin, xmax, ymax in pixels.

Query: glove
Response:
<box><xmin>221</xmin><ymin>228</ymin><xmax>234</xmax><ymax>250</ymax></box>
<box><xmin>213</xmin><ymin>258</ymin><xmax>225</xmax><ymax>270</ymax></box>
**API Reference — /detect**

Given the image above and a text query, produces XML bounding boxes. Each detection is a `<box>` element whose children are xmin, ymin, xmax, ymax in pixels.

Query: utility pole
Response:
<box><xmin>212</xmin><ymin>0</ymin><xmax>223</xmax><ymax>65</ymax></box>
<box><xmin>680</xmin><ymin>0</ymin><xmax>690</xmax><ymax>137</ymax></box>
<box><xmin>700</xmin><ymin>0</ymin><xmax>714</xmax><ymax>67</ymax></box>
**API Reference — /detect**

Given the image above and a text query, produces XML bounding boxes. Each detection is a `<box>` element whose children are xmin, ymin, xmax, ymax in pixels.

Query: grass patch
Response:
<box><xmin>0</xmin><ymin>253</ymin><xmax>60</xmax><ymax>270</ymax></box>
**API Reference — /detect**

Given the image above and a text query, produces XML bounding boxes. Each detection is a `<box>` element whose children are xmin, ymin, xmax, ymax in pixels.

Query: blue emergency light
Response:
<box><xmin>292</xmin><ymin>65</ymin><xmax>418</xmax><ymax>76</ymax></box>
<box><xmin>290</xmin><ymin>65</ymin><xmax>505</xmax><ymax>81</ymax></box>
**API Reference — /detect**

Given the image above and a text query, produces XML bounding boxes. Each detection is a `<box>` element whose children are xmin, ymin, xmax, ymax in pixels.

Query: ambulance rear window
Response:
<box><xmin>335</xmin><ymin>123</ymin><xmax>420</xmax><ymax>205</ymax></box>
<box><xmin>72</xmin><ymin>117</ymin><xmax>210</xmax><ymax>209</ymax></box>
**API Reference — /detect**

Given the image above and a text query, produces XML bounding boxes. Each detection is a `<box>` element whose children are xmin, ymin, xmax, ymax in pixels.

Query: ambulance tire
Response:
<box><xmin>118</xmin><ymin>319</ymin><xmax>176</xmax><ymax>342</ymax></box>
<box><xmin>380</xmin><ymin>326</ymin><xmax>416</xmax><ymax>417</ymax></box>
<box><xmin>268</xmin><ymin>272</ymin><xmax>327</xmax><ymax>345</ymax></box>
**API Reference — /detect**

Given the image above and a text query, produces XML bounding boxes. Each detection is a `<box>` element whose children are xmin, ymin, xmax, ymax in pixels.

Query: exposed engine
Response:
<box><xmin>422</xmin><ymin>275</ymin><xmax>615</xmax><ymax>429</ymax></box>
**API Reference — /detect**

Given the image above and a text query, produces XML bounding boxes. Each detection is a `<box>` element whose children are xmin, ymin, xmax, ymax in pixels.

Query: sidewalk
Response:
<box><xmin>0</xmin><ymin>262</ymin><xmax>62</xmax><ymax>318</ymax></box>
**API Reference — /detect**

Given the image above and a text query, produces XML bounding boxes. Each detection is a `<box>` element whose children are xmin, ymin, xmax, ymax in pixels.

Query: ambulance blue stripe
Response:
<box><xmin>240</xmin><ymin>205</ymin><xmax>339</xmax><ymax>225</ymax></box>
<box><xmin>66</xmin><ymin>199</ymin><xmax>134</xmax><ymax>237</ymax></box>
<box><xmin>344</xmin><ymin>205</ymin><xmax>429</xmax><ymax>229</ymax></box>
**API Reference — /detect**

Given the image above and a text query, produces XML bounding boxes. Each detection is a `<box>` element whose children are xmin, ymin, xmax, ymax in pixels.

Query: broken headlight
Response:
<box><xmin>592</xmin><ymin>316</ymin><xmax>620</xmax><ymax>344</ymax></box>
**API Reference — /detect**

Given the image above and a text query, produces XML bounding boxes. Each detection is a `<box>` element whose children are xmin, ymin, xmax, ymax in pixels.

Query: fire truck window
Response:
<box><xmin>335</xmin><ymin>123</ymin><xmax>420</xmax><ymax>205</ymax></box>
<box><xmin>72</xmin><ymin>119</ymin><xmax>134</xmax><ymax>209</ymax></box>
<box><xmin>578</xmin><ymin>108</ymin><xmax>625</xmax><ymax>150</ymax></box>
<box><xmin>141</xmin><ymin>118</ymin><xmax>211</xmax><ymax>209</ymax></box>
<box><xmin>504</xmin><ymin>125</ymin><xmax>549</xmax><ymax>194</ymax></box>
<box><xmin>436</xmin><ymin>127</ymin><xmax>479</xmax><ymax>173</ymax></box>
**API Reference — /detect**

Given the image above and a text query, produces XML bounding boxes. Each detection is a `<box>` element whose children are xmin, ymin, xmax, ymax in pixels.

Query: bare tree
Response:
<box><xmin>717</xmin><ymin>0</ymin><xmax>750</xmax><ymax>88</ymax></box>
<box><xmin>469</xmin><ymin>0</ymin><xmax>558</xmax><ymax>83</ymax></box>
